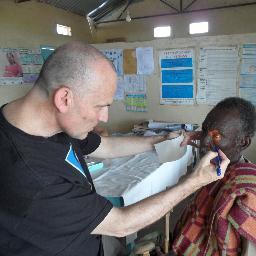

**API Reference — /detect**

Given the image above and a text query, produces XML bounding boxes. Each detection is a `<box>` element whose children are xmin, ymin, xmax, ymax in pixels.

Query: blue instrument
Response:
<box><xmin>213</xmin><ymin>145</ymin><xmax>222</xmax><ymax>176</ymax></box>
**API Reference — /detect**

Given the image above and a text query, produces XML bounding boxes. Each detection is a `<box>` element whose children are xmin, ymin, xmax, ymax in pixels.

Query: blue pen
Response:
<box><xmin>213</xmin><ymin>145</ymin><xmax>222</xmax><ymax>176</ymax></box>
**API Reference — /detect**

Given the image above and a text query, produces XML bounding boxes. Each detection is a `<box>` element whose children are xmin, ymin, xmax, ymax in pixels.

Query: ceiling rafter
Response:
<box><xmin>159</xmin><ymin>0</ymin><xmax>179</xmax><ymax>13</ymax></box>
<box><xmin>96</xmin><ymin>1</ymin><xmax>256</xmax><ymax>24</ymax></box>
<box><xmin>183</xmin><ymin>0</ymin><xmax>198</xmax><ymax>11</ymax></box>
<box><xmin>118</xmin><ymin>0</ymin><xmax>134</xmax><ymax>19</ymax></box>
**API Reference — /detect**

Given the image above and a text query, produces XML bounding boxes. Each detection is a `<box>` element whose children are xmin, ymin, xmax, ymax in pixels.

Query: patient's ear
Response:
<box><xmin>240</xmin><ymin>136</ymin><xmax>251</xmax><ymax>151</ymax></box>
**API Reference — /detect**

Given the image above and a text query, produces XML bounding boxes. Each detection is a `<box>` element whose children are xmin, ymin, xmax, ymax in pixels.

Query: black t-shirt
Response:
<box><xmin>0</xmin><ymin>106</ymin><xmax>113</xmax><ymax>256</ymax></box>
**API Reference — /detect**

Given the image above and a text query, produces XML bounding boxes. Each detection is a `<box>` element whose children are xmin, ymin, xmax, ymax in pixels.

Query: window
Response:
<box><xmin>154</xmin><ymin>26</ymin><xmax>171</xmax><ymax>38</ymax></box>
<box><xmin>189</xmin><ymin>22</ymin><xmax>208</xmax><ymax>34</ymax></box>
<box><xmin>56</xmin><ymin>24</ymin><xmax>72</xmax><ymax>36</ymax></box>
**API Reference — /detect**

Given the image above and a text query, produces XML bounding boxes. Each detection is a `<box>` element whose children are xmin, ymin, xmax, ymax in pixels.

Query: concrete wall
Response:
<box><xmin>0</xmin><ymin>0</ymin><xmax>92</xmax><ymax>104</ymax></box>
<box><xmin>94</xmin><ymin>33</ymin><xmax>256</xmax><ymax>162</ymax></box>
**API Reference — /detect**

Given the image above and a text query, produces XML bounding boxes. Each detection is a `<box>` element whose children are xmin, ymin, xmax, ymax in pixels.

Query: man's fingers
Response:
<box><xmin>167</xmin><ymin>131</ymin><xmax>182</xmax><ymax>140</ymax></box>
<box><xmin>218</xmin><ymin>149</ymin><xmax>230</xmax><ymax>171</ymax></box>
<box><xmin>187</xmin><ymin>131</ymin><xmax>202</xmax><ymax>140</ymax></box>
<box><xmin>218</xmin><ymin>149</ymin><xmax>228</xmax><ymax>160</ymax></box>
<box><xmin>205</xmin><ymin>150</ymin><xmax>230</xmax><ymax>178</ymax></box>
<box><xmin>200</xmin><ymin>151</ymin><xmax>218</xmax><ymax>165</ymax></box>
<box><xmin>180</xmin><ymin>141</ymin><xmax>199</xmax><ymax>148</ymax></box>
<box><xmin>180</xmin><ymin>131</ymin><xmax>202</xmax><ymax>147</ymax></box>
<box><xmin>188</xmin><ymin>141</ymin><xmax>199</xmax><ymax>148</ymax></box>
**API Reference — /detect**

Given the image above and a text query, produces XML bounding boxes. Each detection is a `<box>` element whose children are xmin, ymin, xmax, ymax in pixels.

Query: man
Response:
<box><xmin>0</xmin><ymin>41</ymin><xmax>229</xmax><ymax>256</ymax></box>
<box><xmin>172</xmin><ymin>97</ymin><xmax>256</xmax><ymax>256</ymax></box>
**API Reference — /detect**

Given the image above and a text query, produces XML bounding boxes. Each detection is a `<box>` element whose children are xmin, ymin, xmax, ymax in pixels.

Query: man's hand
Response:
<box><xmin>180</xmin><ymin>130</ymin><xmax>202</xmax><ymax>148</ymax></box>
<box><xmin>190</xmin><ymin>150</ymin><xmax>230</xmax><ymax>187</ymax></box>
<box><xmin>165</xmin><ymin>130</ymin><xmax>182</xmax><ymax>140</ymax></box>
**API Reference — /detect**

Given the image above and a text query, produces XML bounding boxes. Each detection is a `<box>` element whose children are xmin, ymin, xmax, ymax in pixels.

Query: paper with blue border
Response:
<box><xmin>159</xmin><ymin>49</ymin><xmax>195</xmax><ymax>105</ymax></box>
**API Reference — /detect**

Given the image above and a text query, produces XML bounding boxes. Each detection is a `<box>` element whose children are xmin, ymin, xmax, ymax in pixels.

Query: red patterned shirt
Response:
<box><xmin>172</xmin><ymin>162</ymin><xmax>256</xmax><ymax>256</ymax></box>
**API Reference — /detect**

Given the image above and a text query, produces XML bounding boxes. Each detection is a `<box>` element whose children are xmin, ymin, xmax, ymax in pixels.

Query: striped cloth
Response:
<box><xmin>172</xmin><ymin>162</ymin><xmax>256</xmax><ymax>256</ymax></box>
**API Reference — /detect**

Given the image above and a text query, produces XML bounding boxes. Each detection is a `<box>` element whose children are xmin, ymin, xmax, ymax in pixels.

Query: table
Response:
<box><xmin>91</xmin><ymin>145</ymin><xmax>194</xmax><ymax>206</ymax></box>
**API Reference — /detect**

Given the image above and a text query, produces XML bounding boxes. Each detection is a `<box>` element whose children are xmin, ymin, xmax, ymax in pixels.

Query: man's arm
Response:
<box><xmin>92</xmin><ymin>150</ymin><xmax>230</xmax><ymax>237</ymax></box>
<box><xmin>89</xmin><ymin>132</ymin><xmax>180</xmax><ymax>159</ymax></box>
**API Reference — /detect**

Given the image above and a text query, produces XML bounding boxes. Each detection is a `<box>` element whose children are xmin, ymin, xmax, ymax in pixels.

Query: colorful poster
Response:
<box><xmin>125</xmin><ymin>93</ymin><xmax>147</xmax><ymax>112</ymax></box>
<box><xmin>0</xmin><ymin>47</ymin><xmax>44</xmax><ymax>85</ymax></box>
<box><xmin>0</xmin><ymin>48</ymin><xmax>23</xmax><ymax>85</ymax></box>
<box><xmin>20</xmin><ymin>50</ymin><xmax>43</xmax><ymax>84</ymax></box>
<box><xmin>40</xmin><ymin>45</ymin><xmax>55</xmax><ymax>61</ymax></box>
<box><xmin>124</xmin><ymin>75</ymin><xmax>147</xmax><ymax>112</ymax></box>
<box><xmin>159</xmin><ymin>49</ymin><xmax>195</xmax><ymax>105</ymax></box>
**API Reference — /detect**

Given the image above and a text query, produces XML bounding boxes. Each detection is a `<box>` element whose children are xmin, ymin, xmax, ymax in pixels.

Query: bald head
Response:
<box><xmin>35</xmin><ymin>41</ymin><xmax>115</xmax><ymax>96</ymax></box>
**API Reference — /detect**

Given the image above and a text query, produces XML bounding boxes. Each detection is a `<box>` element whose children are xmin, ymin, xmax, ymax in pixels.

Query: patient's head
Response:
<box><xmin>200</xmin><ymin>97</ymin><xmax>256</xmax><ymax>164</ymax></box>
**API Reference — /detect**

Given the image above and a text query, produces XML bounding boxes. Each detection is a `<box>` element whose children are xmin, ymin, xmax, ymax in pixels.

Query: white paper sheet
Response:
<box><xmin>114</xmin><ymin>76</ymin><xmax>125</xmax><ymax>101</ymax></box>
<box><xmin>124</xmin><ymin>74</ymin><xmax>146</xmax><ymax>93</ymax></box>
<box><xmin>154</xmin><ymin>135</ymin><xmax>187</xmax><ymax>163</ymax></box>
<box><xmin>241</xmin><ymin>58</ymin><xmax>256</xmax><ymax>75</ymax></box>
<box><xmin>136</xmin><ymin>47</ymin><xmax>154</xmax><ymax>75</ymax></box>
<box><xmin>197</xmin><ymin>47</ymin><xmax>239</xmax><ymax>105</ymax></box>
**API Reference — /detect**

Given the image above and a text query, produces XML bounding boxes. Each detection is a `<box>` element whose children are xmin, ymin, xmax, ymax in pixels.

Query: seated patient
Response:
<box><xmin>172</xmin><ymin>97</ymin><xmax>256</xmax><ymax>256</ymax></box>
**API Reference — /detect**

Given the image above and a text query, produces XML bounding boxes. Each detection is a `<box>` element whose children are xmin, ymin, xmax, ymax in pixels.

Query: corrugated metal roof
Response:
<box><xmin>37</xmin><ymin>0</ymin><xmax>256</xmax><ymax>23</ymax></box>
<box><xmin>39</xmin><ymin>0</ymin><xmax>108</xmax><ymax>16</ymax></box>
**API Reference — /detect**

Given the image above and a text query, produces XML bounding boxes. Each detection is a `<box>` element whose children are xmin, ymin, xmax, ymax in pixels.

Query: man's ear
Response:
<box><xmin>240</xmin><ymin>135</ymin><xmax>251</xmax><ymax>151</ymax></box>
<box><xmin>53</xmin><ymin>87</ymin><xmax>73</xmax><ymax>113</ymax></box>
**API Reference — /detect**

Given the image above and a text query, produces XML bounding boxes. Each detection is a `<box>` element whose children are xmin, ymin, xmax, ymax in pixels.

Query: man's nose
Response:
<box><xmin>98</xmin><ymin>106</ymin><xmax>109</xmax><ymax>123</ymax></box>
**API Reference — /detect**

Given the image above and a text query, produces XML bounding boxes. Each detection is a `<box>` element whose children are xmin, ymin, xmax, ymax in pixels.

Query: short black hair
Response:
<box><xmin>213</xmin><ymin>97</ymin><xmax>256</xmax><ymax>137</ymax></box>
